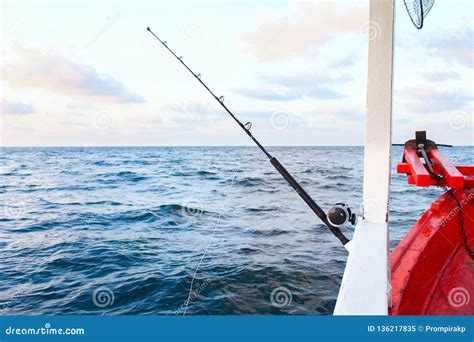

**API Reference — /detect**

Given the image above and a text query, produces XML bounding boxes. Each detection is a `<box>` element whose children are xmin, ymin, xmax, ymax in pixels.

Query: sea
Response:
<box><xmin>0</xmin><ymin>146</ymin><xmax>472</xmax><ymax>315</ymax></box>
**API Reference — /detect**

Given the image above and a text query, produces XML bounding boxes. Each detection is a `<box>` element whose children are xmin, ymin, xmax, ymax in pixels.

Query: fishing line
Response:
<box><xmin>146</xmin><ymin>26</ymin><xmax>350</xmax><ymax>247</ymax></box>
<box><xmin>182</xmin><ymin>170</ymin><xmax>239</xmax><ymax>315</ymax></box>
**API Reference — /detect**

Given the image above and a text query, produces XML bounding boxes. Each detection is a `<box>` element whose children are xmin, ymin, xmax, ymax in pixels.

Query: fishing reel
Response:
<box><xmin>327</xmin><ymin>203</ymin><xmax>356</xmax><ymax>228</ymax></box>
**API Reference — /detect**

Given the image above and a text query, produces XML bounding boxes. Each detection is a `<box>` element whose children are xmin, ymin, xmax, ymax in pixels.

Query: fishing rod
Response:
<box><xmin>146</xmin><ymin>27</ymin><xmax>352</xmax><ymax>248</ymax></box>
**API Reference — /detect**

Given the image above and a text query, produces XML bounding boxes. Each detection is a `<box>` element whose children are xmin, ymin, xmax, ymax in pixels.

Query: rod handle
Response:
<box><xmin>270</xmin><ymin>157</ymin><xmax>350</xmax><ymax>245</ymax></box>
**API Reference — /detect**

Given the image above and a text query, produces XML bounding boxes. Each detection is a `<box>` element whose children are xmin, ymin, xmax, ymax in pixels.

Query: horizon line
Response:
<box><xmin>1</xmin><ymin>144</ymin><xmax>472</xmax><ymax>148</ymax></box>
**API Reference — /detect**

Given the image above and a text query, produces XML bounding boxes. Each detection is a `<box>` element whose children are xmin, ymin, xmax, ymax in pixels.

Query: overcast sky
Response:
<box><xmin>1</xmin><ymin>0</ymin><xmax>473</xmax><ymax>146</ymax></box>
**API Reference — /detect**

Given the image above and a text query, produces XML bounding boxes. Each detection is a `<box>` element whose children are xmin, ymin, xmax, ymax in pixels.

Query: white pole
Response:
<box><xmin>363</xmin><ymin>0</ymin><xmax>394</xmax><ymax>224</ymax></box>
<box><xmin>334</xmin><ymin>0</ymin><xmax>393</xmax><ymax>315</ymax></box>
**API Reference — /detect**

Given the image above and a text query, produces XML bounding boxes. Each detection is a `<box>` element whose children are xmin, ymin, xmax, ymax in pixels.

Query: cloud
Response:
<box><xmin>297</xmin><ymin>104</ymin><xmax>365</xmax><ymax>131</ymax></box>
<box><xmin>397</xmin><ymin>85</ymin><xmax>473</xmax><ymax>114</ymax></box>
<box><xmin>263</xmin><ymin>72</ymin><xmax>352</xmax><ymax>87</ymax></box>
<box><xmin>1</xmin><ymin>99</ymin><xmax>36</xmax><ymax>115</ymax></box>
<box><xmin>422</xmin><ymin>70</ymin><xmax>461</xmax><ymax>82</ymax></box>
<box><xmin>259</xmin><ymin>71</ymin><xmax>351</xmax><ymax>99</ymax></box>
<box><xmin>310</xmin><ymin>104</ymin><xmax>364</xmax><ymax>120</ymax></box>
<box><xmin>234</xmin><ymin>87</ymin><xmax>301</xmax><ymax>101</ymax></box>
<box><xmin>166</xmin><ymin>101</ymin><xmax>219</xmax><ymax>116</ymax></box>
<box><xmin>233</xmin><ymin>74</ymin><xmax>349</xmax><ymax>101</ymax></box>
<box><xmin>235</xmin><ymin>71</ymin><xmax>352</xmax><ymax>101</ymax></box>
<box><xmin>166</xmin><ymin>100</ymin><xmax>278</xmax><ymax>122</ymax></box>
<box><xmin>328</xmin><ymin>106</ymin><xmax>364</xmax><ymax>120</ymax></box>
<box><xmin>329</xmin><ymin>54</ymin><xmax>358</xmax><ymax>69</ymax></box>
<box><xmin>2</xmin><ymin>48</ymin><xmax>144</xmax><ymax>103</ymax></box>
<box><xmin>422</xmin><ymin>27</ymin><xmax>473</xmax><ymax>68</ymax></box>
<box><xmin>303</xmin><ymin>85</ymin><xmax>345</xmax><ymax>99</ymax></box>
<box><xmin>243</xmin><ymin>2</ymin><xmax>367</xmax><ymax>61</ymax></box>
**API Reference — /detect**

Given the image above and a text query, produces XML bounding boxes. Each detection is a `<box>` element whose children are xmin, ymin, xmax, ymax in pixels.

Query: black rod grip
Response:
<box><xmin>270</xmin><ymin>157</ymin><xmax>350</xmax><ymax>245</ymax></box>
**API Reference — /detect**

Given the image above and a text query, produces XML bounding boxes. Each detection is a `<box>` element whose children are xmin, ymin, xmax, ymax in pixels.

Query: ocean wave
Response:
<box><xmin>222</xmin><ymin>176</ymin><xmax>268</xmax><ymax>187</ymax></box>
<box><xmin>0</xmin><ymin>146</ymin><xmax>471</xmax><ymax>315</ymax></box>
<box><xmin>95</xmin><ymin>171</ymin><xmax>149</xmax><ymax>183</ymax></box>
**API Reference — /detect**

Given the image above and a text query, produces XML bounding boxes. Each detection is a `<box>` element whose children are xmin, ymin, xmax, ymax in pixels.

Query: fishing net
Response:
<box><xmin>403</xmin><ymin>0</ymin><xmax>435</xmax><ymax>29</ymax></box>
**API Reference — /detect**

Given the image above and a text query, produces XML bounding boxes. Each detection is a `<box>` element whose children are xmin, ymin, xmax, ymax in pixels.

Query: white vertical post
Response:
<box><xmin>363</xmin><ymin>0</ymin><xmax>394</xmax><ymax>223</ymax></box>
<box><xmin>334</xmin><ymin>0</ymin><xmax>393</xmax><ymax>315</ymax></box>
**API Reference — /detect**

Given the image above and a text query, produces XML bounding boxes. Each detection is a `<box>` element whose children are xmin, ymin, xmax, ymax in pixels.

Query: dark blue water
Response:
<box><xmin>0</xmin><ymin>146</ymin><xmax>472</xmax><ymax>315</ymax></box>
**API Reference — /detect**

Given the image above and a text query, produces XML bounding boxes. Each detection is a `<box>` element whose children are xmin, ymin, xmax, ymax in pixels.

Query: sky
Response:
<box><xmin>0</xmin><ymin>0</ymin><xmax>473</xmax><ymax>146</ymax></box>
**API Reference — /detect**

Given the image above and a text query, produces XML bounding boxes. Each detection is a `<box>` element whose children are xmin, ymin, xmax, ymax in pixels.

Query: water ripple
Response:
<box><xmin>0</xmin><ymin>146</ymin><xmax>471</xmax><ymax>315</ymax></box>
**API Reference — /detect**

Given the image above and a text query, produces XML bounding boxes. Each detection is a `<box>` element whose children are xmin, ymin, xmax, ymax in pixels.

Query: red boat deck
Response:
<box><xmin>391</xmin><ymin>134</ymin><xmax>474</xmax><ymax>315</ymax></box>
<box><xmin>425</xmin><ymin>240</ymin><xmax>474</xmax><ymax>315</ymax></box>
<box><xmin>390</xmin><ymin>188</ymin><xmax>474</xmax><ymax>315</ymax></box>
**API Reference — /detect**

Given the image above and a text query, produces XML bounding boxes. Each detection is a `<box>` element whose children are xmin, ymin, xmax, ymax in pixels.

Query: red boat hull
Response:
<box><xmin>390</xmin><ymin>188</ymin><xmax>474</xmax><ymax>315</ymax></box>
